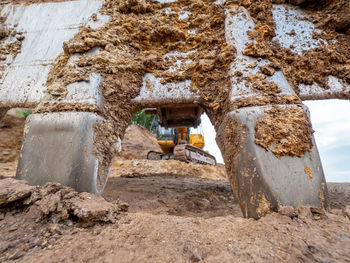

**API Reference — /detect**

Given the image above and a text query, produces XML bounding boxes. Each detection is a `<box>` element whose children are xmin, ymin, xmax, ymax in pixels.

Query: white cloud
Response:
<box><xmin>305</xmin><ymin>100</ymin><xmax>350</xmax><ymax>182</ymax></box>
<box><xmin>200</xmin><ymin>113</ymin><xmax>224</xmax><ymax>164</ymax></box>
<box><xmin>199</xmin><ymin>100</ymin><xmax>350</xmax><ymax>182</ymax></box>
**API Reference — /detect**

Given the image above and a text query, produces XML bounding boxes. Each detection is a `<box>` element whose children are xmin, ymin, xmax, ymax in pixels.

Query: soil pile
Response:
<box><xmin>117</xmin><ymin>124</ymin><xmax>163</xmax><ymax>159</ymax></box>
<box><xmin>0</xmin><ymin>178</ymin><xmax>127</xmax><ymax>261</ymax></box>
<box><xmin>111</xmin><ymin>159</ymin><xmax>227</xmax><ymax>180</ymax></box>
<box><xmin>0</xmin><ymin>114</ymin><xmax>25</xmax><ymax>163</ymax></box>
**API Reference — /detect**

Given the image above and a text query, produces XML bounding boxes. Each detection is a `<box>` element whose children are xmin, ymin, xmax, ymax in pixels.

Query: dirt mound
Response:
<box><xmin>0</xmin><ymin>178</ymin><xmax>126</xmax><ymax>225</ymax></box>
<box><xmin>118</xmin><ymin>124</ymin><xmax>163</xmax><ymax>159</ymax></box>
<box><xmin>0</xmin><ymin>178</ymin><xmax>127</xmax><ymax>261</ymax></box>
<box><xmin>0</xmin><ymin>114</ymin><xmax>25</xmax><ymax>163</ymax></box>
<box><xmin>111</xmin><ymin>159</ymin><xmax>227</xmax><ymax>180</ymax></box>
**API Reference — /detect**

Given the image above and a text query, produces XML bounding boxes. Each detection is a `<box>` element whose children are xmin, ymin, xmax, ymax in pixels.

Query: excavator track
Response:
<box><xmin>174</xmin><ymin>144</ymin><xmax>216</xmax><ymax>165</ymax></box>
<box><xmin>144</xmin><ymin>150</ymin><xmax>173</xmax><ymax>161</ymax></box>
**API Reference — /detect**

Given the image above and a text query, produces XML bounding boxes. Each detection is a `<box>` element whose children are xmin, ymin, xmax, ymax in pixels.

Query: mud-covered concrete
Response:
<box><xmin>240</xmin><ymin>0</ymin><xmax>350</xmax><ymax>94</ymax></box>
<box><xmin>0</xmin><ymin>16</ymin><xmax>23</xmax><ymax>80</ymax></box>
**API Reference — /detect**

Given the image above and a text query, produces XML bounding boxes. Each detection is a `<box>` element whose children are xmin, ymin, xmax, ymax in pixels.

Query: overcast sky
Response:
<box><xmin>201</xmin><ymin>100</ymin><xmax>350</xmax><ymax>183</ymax></box>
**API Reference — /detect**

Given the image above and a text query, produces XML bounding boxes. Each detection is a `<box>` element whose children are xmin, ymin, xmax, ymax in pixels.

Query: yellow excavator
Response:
<box><xmin>144</xmin><ymin>107</ymin><xmax>216</xmax><ymax>165</ymax></box>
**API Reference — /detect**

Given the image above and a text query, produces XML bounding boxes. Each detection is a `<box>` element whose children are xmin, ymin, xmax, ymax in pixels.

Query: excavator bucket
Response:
<box><xmin>1</xmin><ymin>0</ymin><xmax>349</xmax><ymax>218</ymax></box>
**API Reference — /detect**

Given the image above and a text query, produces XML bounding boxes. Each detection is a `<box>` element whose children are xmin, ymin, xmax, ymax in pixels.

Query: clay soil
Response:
<box><xmin>0</xmin><ymin>114</ymin><xmax>25</xmax><ymax>163</ymax></box>
<box><xmin>1</xmin><ymin>114</ymin><xmax>350</xmax><ymax>262</ymax></box>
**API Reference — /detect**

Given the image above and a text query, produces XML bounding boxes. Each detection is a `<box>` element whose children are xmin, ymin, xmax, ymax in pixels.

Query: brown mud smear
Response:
<box><xmin>0</xmin><ymin>16</ymin><xmax>24</xmax><ymax>79</ymax></box>
<box><xmin>255</xmin><ymin>106</ymin><xmax>313</xmax><ymax>157</ymax></box>
<box><xmin>304</xmin><ymin>165</ymin><xmax>313</xmax><ymax>180</ymax></box>
<box><xmin>240</xmin><ymin>0</ymin><xmax>350</xmax><ymax>94</ymax></box>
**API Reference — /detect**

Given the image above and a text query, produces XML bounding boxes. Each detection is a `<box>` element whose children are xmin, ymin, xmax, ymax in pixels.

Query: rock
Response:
<box><xmin>0</xmin><ymin>178</ymin><xmax>35</xmax><ymax>206</ymax></box>
<box><xmin>297</xmin><ymin>206</ymin><xmax>313</xmax><ymax>220</ymax></box>
<box><xmin>7</xmin><ymin>250</ymin><xmax>25</xmax><ymax>260</ymax></box>
<box><xmin>279</xmin><ymin>206</ymin><xmax>296</xmax><ymax>218</ymax></box>
<box><xmin>330</xmin><ymin>209</ymin><xmax>343</xmax><ymax>216</ymax></box>
<box><xmin>48</xmin><ymin>224</ymin><xmax>62</xmax><ymax>235</ymax></box>
<box><xmin>344</xmin><ymin>206</ymin><xmax>350</xmax><ymax>219</ymax></box>
<box><xmin>68</xmin><ymin>192</ymin><xmax>121</xmax><ymax>224</ymax></box>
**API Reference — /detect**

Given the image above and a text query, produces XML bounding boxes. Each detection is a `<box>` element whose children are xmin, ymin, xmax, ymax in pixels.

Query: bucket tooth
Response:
<box><xmin>216</xmin><ymin>105</ymin><xmax>329</xmax><ymax>219</ymax></box>
<box><xmin>16</xmin><ymin>112</ymin><xmax>113</xmax><ymax>195</ymax></box>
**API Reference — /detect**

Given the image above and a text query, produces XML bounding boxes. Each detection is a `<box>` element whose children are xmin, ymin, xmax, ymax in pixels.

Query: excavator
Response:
<box><xmin>143</xmin><ymin>107</ymin><xmax>217</xmax><ymax>166</ymax></box>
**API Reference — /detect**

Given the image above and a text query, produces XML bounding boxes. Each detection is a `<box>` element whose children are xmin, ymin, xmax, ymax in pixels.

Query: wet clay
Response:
<box><xmin>0</xmin><ymin>17</ymin><xmax>24</xmax><ymax>80</ymax></box>
<box><xmin>255</xmin><ymin>106</ymin><xmax>313</xmax><ymax>157</ymax></box>
<box><xmin>240</xmin><ymin>0</ymin><xmax>350</xmax><ymax>93</ymax></box>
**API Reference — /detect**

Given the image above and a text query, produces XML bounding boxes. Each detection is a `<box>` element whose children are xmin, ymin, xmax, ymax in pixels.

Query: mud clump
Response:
<box><xmin>255</xmin><ymin>106</ymin><xmax>313</xmax><ymax>157</ymax></box>
<box><xmin>0</xmin><ymin>178</ymin><xmax>127</xmax><ymax>262</ymax></box>
<box><xmin>0</xmin><ymin>178</ymin><xmax>35</xmax><ymax>205</ymax></box>
<box><xmin>0</xmin><ymin>178</ymin><xmax>127</xmax><ymax>226</ymax></box>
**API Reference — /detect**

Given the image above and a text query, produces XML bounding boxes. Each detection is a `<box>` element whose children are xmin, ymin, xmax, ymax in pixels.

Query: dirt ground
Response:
<box><xmin>1</xmin><ymin>115</ymin><xmax>350</xmax><ymax>262</ymax></box>
<box><xmin>0</xmin><ymin>112</ymin><xmax>350</xmax><ymax>262</ymax></box>
<box><xmin>1</xmin><ymin>167</ymin><xmax>350</xmax><ymax>262</ymax></box>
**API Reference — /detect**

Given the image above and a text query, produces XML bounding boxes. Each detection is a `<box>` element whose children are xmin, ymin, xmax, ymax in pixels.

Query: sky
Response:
<box><xmin>200</xmin><ymin>100</ymin><xmax>350</xmax><ymax>183</ymax></box>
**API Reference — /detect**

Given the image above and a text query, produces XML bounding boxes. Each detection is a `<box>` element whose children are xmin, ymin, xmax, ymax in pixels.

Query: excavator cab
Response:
<box><xmin>157</xmin><ymin>126</ymin><xmax>175</xmax><ymax>141</ymax></box>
